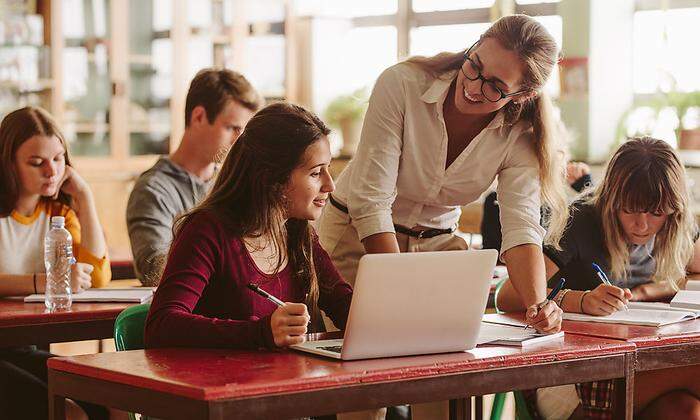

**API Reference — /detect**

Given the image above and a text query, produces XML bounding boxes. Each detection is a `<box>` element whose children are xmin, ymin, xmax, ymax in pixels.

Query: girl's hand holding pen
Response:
<box><xmin>271</xmin><ymin>303</ymin><xmax>310</xmax><ymax>347</ymax></box>
<box><xmin>582</xmin><ymin>284</ymin><xmax>632</xmax><ymax>316</ymax></box>
<box><xmin>525</xmin><ymin>300</ymin><xmax>563</xmax><ymax>334</ymax></box>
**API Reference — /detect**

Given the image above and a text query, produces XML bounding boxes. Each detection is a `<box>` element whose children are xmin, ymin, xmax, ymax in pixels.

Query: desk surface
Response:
<box><xmin>49</xmin><ymin>333</ymin><xmax>634</xmax><ymax>401</ymax></box>
<box><xmin>0</xmin><ymin>279</ymin><xmax>142</xmax><ymax>346</ymax></box>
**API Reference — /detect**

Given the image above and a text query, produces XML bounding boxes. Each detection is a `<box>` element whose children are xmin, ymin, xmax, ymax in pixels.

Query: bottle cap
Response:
<box><xmin>50</xmin><ymin>216</ymin><xmax>65</xmax><ymax>227</ymax></box>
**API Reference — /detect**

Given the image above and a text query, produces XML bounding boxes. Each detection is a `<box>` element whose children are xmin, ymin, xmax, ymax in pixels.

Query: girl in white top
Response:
<box><xmin>319</xmin><ymin>14</ymin><xmax>566</xmax><ymax>333</ymax></box>
<box><xmin>0</xmin><ymin>106</ymin><xmax>110</xmax><ymax>419</ymax></box>
<box><xmin>0</xmin><ymin>106</ymin><xmax>110</xmax><ymax>295</ymax></box>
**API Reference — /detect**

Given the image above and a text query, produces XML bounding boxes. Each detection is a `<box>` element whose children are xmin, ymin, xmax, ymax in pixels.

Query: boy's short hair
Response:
<box><xmin>184</xmin><ymin>68</ymin><xmax>264</xmax><ymax>126</ymax></box>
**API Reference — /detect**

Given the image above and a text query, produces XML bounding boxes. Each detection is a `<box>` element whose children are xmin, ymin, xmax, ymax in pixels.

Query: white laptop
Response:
<box><xmin>291</xmin><ymin>249</ymin><xmax>497</xmax><ymax>360</ymax></box>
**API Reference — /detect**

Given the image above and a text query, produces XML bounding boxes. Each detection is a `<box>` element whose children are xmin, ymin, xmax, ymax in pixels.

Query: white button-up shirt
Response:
<box><xmin>332</xmin><ymin>62</ymin><xmax>545</xmax><ymax>255</ymax></box>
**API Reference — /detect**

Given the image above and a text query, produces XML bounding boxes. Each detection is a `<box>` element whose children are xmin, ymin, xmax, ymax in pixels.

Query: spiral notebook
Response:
<box><xmin>24</xmin><ymin>288</ymin><xmax>154</xmax><ymax>304</ymax></box>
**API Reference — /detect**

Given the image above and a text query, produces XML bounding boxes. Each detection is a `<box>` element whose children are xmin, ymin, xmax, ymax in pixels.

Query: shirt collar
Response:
<box><xmin>420</xmin><ymin>70</ymin><xmax>507</xmax><ymax>130</ymax></box>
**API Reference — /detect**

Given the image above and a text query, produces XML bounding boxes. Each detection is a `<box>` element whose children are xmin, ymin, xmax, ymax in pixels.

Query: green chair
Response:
<box><xmin>113</xmin><ymin>303</ymin><xmax>151</xmax><ymax>420</ymax></box>
<box><xmin>114</xmin><ymin>303</ymin><xmax>150</xmax><ymax>351</ymax></box>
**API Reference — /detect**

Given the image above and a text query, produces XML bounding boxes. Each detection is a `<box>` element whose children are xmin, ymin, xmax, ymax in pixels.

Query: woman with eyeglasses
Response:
<box><xmin>317</xmin><ymin>15</ymin><xmax>567</xmax><ymax>419</ymax></box>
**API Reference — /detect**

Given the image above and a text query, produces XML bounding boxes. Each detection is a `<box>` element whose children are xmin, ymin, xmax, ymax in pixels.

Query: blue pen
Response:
<box><xmin>591</xmin><ymin>263</ymin><xmax>612</xmax><ymax>285</ymax></box>
<box><xmin>525</xmin><ymin>277</ymin><xmax>566</xmax><ymax>329</ymax></box>
<box><xmin>591</xmin><ymin>263</ymin><xmax>628</xmax><ymax>311</ymax></box>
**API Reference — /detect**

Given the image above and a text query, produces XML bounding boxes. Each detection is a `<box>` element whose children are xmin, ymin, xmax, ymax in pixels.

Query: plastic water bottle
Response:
<box><xmin>44</xmin><ymin>216</ymin><xmax>75</xmax><ymax>310</ymax></box>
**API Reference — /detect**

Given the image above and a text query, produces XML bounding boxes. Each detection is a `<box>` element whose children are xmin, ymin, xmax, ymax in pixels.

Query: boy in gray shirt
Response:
<box><xmin>127</xmin><ymin>68</ymin><xmax>264</xmax><ymax>285</ymax></box>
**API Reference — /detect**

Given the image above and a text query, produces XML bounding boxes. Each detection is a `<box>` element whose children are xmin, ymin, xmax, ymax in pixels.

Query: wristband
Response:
<box><xmin>579</xmin><ymin>290</ymin><xmax>590</xmax><ymax>313</ymax></box>
<box><xmin>553</xmin><ymin>288</ymin><xmax>570</xmax><ymax>308</ymax></box>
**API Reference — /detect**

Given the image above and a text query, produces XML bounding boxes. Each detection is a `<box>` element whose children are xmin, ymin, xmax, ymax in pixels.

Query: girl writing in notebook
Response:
<box><xmin>497</xmin><ymin>137</ymin><xmax>700</xmax><ymax>419</ymax></box>
<box><xmin>145</xmin><ymin>102</ymin><xmax>352</xmax><ymax>350</ymax></box>
<box><xmin>0</xmin><ymin>106</ymin><xmax>110</xmax><ymax>418</ymax></box>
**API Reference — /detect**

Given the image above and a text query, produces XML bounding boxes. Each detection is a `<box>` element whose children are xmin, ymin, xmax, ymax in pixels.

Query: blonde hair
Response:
<box><xmin>589</xmin><ymin>137</ymin><xmax>696</xmax><ymax>287</ymax></box>
<box><xmin>406</xmin><ymin>14</ymin><xmax>568</xmax><ymax>248</ymax></box>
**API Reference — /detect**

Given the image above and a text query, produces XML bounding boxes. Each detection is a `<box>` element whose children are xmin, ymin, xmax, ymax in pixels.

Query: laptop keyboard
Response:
<box><xmin>319</xmin><ymin>345</ymin><xmax>343</xmax><ymax>353</ymax></box>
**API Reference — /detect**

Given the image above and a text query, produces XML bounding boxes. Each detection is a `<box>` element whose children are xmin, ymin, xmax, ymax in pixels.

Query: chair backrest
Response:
<box><xmin>114</xmin><ymin>303</ymin><xmax>151</xmax><ymax>351</ymax></box>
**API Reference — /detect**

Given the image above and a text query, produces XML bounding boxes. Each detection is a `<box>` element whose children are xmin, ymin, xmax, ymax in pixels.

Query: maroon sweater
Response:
<box><xmin>144</xmin><ymin>211</ymin><xmax>353</xmax><ymax>349</ymax></box>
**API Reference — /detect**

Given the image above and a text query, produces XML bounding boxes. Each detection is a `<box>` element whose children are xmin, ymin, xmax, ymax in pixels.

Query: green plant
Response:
<box><xmin>615</xmin><ymin>90</ymin><xmax>700</xmax><ymax>148</ymax></box>
<box><xmin>323</xmin><ymin>88</ymin><xmax>369</xmax><ymax>128</ymax></box>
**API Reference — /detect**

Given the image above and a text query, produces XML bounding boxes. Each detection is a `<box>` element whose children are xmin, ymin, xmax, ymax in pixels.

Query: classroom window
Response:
<box><xmin>515</xmin><ymin>0</ymin><xmax>560</xmax><ymax>4</ymax></box>
<box><xmin>533</xmin><ymin>14</ymin><xmax>562</xmax><ymax>98</ymax></box>
<box><xmin>409</xmin><ymin>23</ymin><xmax>489</xmax><ymax>57</ymax></box>
<box><xmin>633</xmin><ymin>7</ymin><xmax>700</xmax><ymax>94</ymax></box>
<box><xmin>412</xmin><ymin>0</ymin><xmax>494</xmax><ymax>12</ymax></box>
<box><xmin>296</xmin><ymin>0</ymin><xmax>397</xmax><ymax>17</ymax></box>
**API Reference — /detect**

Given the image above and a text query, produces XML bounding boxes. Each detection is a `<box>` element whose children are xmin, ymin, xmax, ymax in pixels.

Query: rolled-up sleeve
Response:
<box><xmin>347</xmin><ymin>66</ymin><xmax>406</xmax><ymax>241</ymax></box>
<box><xmin>496</xmin><ymin>130</ymin><xmax>546</xmax><ymax>258</ymax></box>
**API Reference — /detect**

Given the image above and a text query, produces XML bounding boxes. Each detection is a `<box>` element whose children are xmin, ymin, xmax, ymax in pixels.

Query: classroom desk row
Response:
<box><xmin>1</xmin><ymin>297</ymin><xmax>698</xmax><ymax>420</ymax></box>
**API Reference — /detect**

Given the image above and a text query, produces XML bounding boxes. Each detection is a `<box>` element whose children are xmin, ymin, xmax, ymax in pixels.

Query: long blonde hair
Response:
<box><xmin>590</xmin><ymin>137</ymin><xmax>696</xmax><ymax>287</ymax></box>
<box><xmin>406</xmin><ymin>14</ymin><xmax>568</xmax><ymax>248</ymax></box>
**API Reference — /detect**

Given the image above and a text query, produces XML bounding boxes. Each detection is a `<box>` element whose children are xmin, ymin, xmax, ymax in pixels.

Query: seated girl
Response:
<box><xmin>497</xmin><ymin>137</ymin><xmax>700</xmax><ymax>419</ymax></box>
<box><xmin>145</xmin><ymin>102</ymin><xmax>352</xmax><ymax>350</ymax></box>
<box><xmin>0</xmin><ymin>106</ymin><xmax>111</xmax><ymax>418</ymax></box>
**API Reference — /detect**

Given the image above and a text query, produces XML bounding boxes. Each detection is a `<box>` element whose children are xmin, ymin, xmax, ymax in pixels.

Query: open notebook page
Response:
<box><xmin>24</xmin><ymin>288</ymin><xmax>154</xmax><ymax>303</ymax></box>
<box><xmin>477</xmin><ymin>322</ymin><xmax>564</xmax><ymax>347</ymax></box>
<box><xmin>563</xmin><ymin>308</ymin><xmax>697</xmax><ymax>327</ymax></box>
<box><xmin>670</xmin><ymin>290</ymin><xmax>700</xmax><ymax>310</ymax></box>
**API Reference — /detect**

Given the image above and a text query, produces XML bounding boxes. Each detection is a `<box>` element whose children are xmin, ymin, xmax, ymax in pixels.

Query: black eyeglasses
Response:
<box><xmin>461</xmin><ymin>41</ymin><xmax>529</xmax><ymax>103</ymax></box>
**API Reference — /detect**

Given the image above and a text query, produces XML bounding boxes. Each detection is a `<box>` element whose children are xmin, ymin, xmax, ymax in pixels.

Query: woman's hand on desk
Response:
<box><xmin>70</xmin><ymin>262</ymin><xmax>93</xmax><ymax>293</ymax></box>
<box><xmin>525</xmin><ymin>300</ymin><xmax>562</xmax><ymax>334</ymax></box>
<box><xmin>271</xmin><ymin>303</ymin><xmax>310</xmax><ymax>347</ymax></box>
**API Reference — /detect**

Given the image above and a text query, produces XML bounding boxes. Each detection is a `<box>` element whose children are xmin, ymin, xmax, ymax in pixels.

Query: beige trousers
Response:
<box><xmin>317</xmin><ymin>202</ymin><xmax>468</xmax><ymax>287</ymax></box>
<box><xmin>318</xmin><ymin>203</ymin><xmax>466</xmax><ymax>420</ymax></box>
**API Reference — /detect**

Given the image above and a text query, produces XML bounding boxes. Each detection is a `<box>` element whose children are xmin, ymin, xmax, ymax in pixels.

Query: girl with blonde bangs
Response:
<box><xmin>594</xmin><ymin>137</ymin><xmax>697</xmax><ymax>291</ymax></box>
<box><xmin>497</xmin><ymin>137</ymin><xmax>700</xmax><ymax>419</ymax></box>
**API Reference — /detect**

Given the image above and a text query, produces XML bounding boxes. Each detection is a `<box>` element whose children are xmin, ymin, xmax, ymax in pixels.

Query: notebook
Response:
<box><xmin>562</xmin><ymin>308</ymin><xmax>698</xmax><ymax>327</ymax></box>
<box><xmin>24</xmin><ymin>288</ymin><xmax>155</xmax><ymax>304</ymax></box>
<box><xmin>477</xmin><ymin>322</ymin><xmax>564</xmax><ymax>347</ymax></box>
<box><xmin>685</xmin><ymin>280</ymin><xmax>700</xmax><ymax>291</ymax></box>
<box><xmin>670</xmin><ymin>290</ymin><xmax>700</xmax><ymax>310</ymax></box>
<box><xmin>628</xmin><ymin>301</ymin><xmax>700</xmax><ymax>316</ymax></box>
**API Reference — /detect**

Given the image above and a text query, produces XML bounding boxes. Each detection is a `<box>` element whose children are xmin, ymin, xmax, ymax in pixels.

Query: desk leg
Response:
<box><xmin>474</xmin><ymin>396</ymin><xmax>483</xmax><ymax>420</ymax></box>
<box><xmin>613</xmin><ymin>353</ymin><xmax>635</xmax><ymax>420</ymax></box>
<box><xmin>449</xmin><ymin>397</ymin><xmax>471</xmax><ymax>420</ymax></box>
<box><xmin>49</xmin><ymin>392</ymin><xmax>66</xmax><ymax>420</ymax></box>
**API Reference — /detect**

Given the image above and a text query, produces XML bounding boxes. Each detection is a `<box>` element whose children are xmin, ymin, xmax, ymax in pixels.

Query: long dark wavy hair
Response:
<box><xmin>0</xmin><ymin>106</ymin><xmax>72</xmax><ymax>217</ymax></box>
<box><xmin>174</xmin><ymin>102</ymin><xmax>331</xmax><ymax>321</ymax></box>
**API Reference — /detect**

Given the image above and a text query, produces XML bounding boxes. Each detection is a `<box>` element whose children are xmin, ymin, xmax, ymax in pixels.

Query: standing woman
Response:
<box><xmin>319</xmin><ymin>14</ymin><xmax>566</xmax><ymax>332</ymax></box>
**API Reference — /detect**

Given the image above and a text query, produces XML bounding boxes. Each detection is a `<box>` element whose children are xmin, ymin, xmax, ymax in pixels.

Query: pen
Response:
<box><xmin>247</xmin><ymin>283</ymin><xmax>313</xmax><ymax>328</ymax></box>
<box><xmin>525</xmin><ymin>277</ymin><xmax>566</xmax><ymax>330</ymax></box>
<box><xmin>591</xmin><ymin>263</ymin><xmax>629</xmax><ymax>311</ymax></box>
<box><xmin>591</xmin><ymin>262</ymin><xmax>612</xmax><ymax>286</ymax></box>
<box><xmin>247</xmin><ymin>283</ymin><xmax>285</xmax><ymax>307</ymax></box>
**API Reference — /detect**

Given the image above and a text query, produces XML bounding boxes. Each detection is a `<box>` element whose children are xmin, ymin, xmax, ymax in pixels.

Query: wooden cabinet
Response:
<box><xmin>31</xmin><ymin>0</ymin><xmax>289</xmax><ymax>258</ymax></box>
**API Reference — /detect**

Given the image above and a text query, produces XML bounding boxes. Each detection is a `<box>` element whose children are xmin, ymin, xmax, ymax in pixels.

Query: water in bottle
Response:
<box><xmin>44</xmin><ymin>216</ymin><xmax>75</xmax><ymax>310</ymax></box>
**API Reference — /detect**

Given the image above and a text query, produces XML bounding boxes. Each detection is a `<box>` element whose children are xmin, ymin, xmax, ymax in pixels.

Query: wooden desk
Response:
<box><xmin>487</xmin><ymin>312</ymin><xmax>700</xmax><ymax>373</ymax></box>
<box><xmin>48</xmin><ymin>334</ymin><xmax>635</xmax><ymax>420</ymax></box>
<box><xmin>0</xmin><ymin>280</ymin><xmax>143</xmax><ymax>347</ymax></box>
<box><xmin>561</xmin><ymin>318</ymin><xmax>700</xmax><ymax>372</ymax></box>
